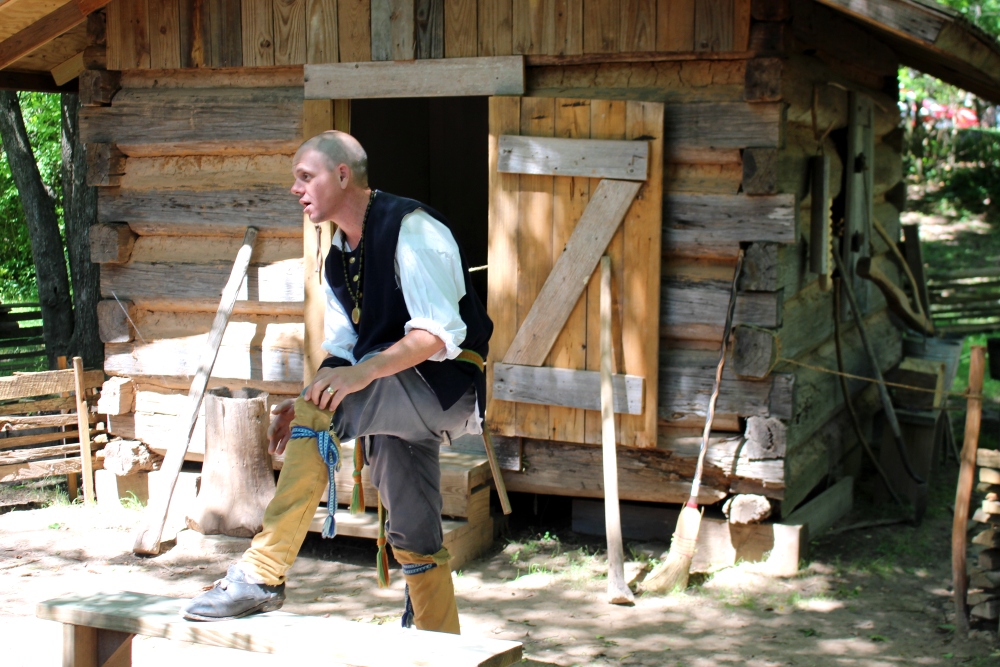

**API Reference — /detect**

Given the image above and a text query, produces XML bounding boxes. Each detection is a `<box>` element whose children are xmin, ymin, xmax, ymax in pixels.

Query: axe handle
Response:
<box><xmin>482</xmin><ymin>428</ymin><xmax>511</xmax><ymax>515</ymax></box>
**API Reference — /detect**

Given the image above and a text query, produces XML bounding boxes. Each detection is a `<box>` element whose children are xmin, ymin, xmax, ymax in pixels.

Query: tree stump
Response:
<box><xmin>186</xmin><ymin>388</ymin><xmax>275</xmax><ymax>538</ymax></box>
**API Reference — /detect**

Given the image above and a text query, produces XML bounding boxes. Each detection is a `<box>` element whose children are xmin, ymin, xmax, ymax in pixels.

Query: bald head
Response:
<box><xmin>295</xmin><ymin>130</ymin><xmax>369</xmax><ymax>188</ymax></box>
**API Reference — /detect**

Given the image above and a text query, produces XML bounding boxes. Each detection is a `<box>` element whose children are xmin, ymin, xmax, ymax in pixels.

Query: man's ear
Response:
<box><xmin>337</xmin><ymin>164</ymin><xmax>350</xmax><ymax>189</ymax></box>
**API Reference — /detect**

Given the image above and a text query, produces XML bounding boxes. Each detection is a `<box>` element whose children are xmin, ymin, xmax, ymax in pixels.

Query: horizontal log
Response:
<box><xmin>0</xmin><ymin>396</ymin><xmax>83</xmax><ymax>416</ymax></box>
<box><xmin>740</xmin><ymin>242</ymin><xmax>808</xmax><ymax>295</ymax></box>
<box><xmin>505</xmin><ymin>436</ymin><xmax>729</xmax><ymax>504</ymax></box>
<box><xmin>665</xmin><ymin>162</ymin><xmax>743</xmax><ymax>195</ymax></box>
<box><xmin>127</xmin><ymin>235</ymin><xmax>303</xmax><ymax>265</ymax></box>
<box><xmin>119</xmin><ymin>154</ymin><xmax>294</xmax><ymax>191</ymax></box>
<box><xmin>90</xmin><ymin>222</ymin><xmax>136</xmax><ymax>264</ymax></box>
<box><xmin>492</xmin><ymin>363</ymin><xmax>644</xmax><ymax>414</ymax></box>
<box><xmin>662</xmin><ymin>278</ymin><xmax>783</xmax><ymax>340</ymax></box>
<box><xmin>85</xmin><ymin>143</ymin><xmax>126</xmax><ymax>187</ymax></box>
<box><xmin>101</xmin><ymin>260</ymin><xmax>304</xmax><ymax>305</ymax></box>
<box><xmin>0</xmin><ymin>456</ymin><xmax>102</xmax><ymax>484</ymax></box>
<box><xmin>526</xmin><ymin>60</ymin><xmax>747</xmax><ymax>104</ymax></box>
<box><xmin>665</xmin><ymin>103</ymin><xmax>784</xmax><ymax>150</ymax></box>
<box><xmin>79</xmin><ymin>87</ymin><xmax>305</xmax><ymax>157</ymax></box>
<box><xmin>305</xmin><ymin>57</ymin><xmax>525</xmax><ymax>98</ymax></box>
<box><xmin>97</xmin><ymin>299</ymin><xmax>133</xmax><ymax>344</ymax></box>
<box><xmin>0</xmin><ymin>369</ymin><xmax>104</xmax><ymax>401</ymax></box>
<box><xmin>0</xmin><ymin>413</ymin><xmax>90</xmax><ymax>429</ymax></box>
<box><xmin>663</xmin><ymin>194</ymin><xmax>798</xmax><ymax>250</ymax></box>
<box><xmin>104</xmin><ymin>324</ymin><xmax>304</xmax><ymax>383</ymax></box>
<box><xmin>98</xmin><ymin>188</ymin><xmax>303</xmax><ymax>232</ymax></box>
<box><xmin>0</xmin><ymin>429</ymin><xmax>84</xmax><ymax>451</ymax></box>
<box><xmin>497</xmin><ymin>135</ymin><xmax>648</xmax><ymax>181</ymax></box>
<box><xmin>120</xmin><ymin>66</ymin><xmax>305</xmax><ymax>89</ymax></box>
<box><xmin>0</xmin><ymin>443</ymin><xmax>99</xmax><ymax>466</ymax></box>
<box><xmin>659</xmin><ymin>349</ymin><xmax>794</xmax><ymax>420</ymax></box>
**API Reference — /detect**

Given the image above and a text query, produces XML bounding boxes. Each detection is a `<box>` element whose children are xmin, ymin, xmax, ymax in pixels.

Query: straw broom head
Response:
<box><xmin>641</xmin><ymin>501</ymin><xmax>701</xmax><ymax>593</ymax></box>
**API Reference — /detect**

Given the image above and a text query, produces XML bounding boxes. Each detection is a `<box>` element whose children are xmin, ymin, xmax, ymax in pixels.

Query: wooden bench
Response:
<box><xmin>38</xmin><ymin>591</ymin><xmax>523</xmax><ymax>667</ymax></box>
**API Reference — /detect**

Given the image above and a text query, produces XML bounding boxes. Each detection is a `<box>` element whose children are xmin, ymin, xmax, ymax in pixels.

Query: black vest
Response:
<box><xmin>324</xmin><ymin>191</ymin><xmax>493</xmax><ymax>411</ymax></box>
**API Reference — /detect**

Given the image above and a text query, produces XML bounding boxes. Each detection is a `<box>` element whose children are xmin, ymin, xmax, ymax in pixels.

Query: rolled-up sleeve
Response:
<box><xmin>397</xmin><ymin>210</ymin><xmax>467</xmax><ymax>362</ymax></box>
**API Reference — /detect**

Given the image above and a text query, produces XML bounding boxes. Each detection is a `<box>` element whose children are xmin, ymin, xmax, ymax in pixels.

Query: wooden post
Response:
<box><xmin>600</xmin><ymin>256</ymin><xmax>633</xmax><ymax>605</ymax></box>
<box><xmin>72</xmin><ymin>357</ymin><xmax>95</xmax><ymax>505</ymax></box>
<box><xmin>132</xmin><ymin>227</ymin><xmax>258</xmax><ymax>555</ymax></box>
<box><xmin>57</xmin><ymin>356</ymin><xmax>79</xmax><ymax>501</ymax></box>
<box><xmin>953</xmin><ymin>345</ymin><xmax>986</xmax><ymax>635</ymax></box>
<box><xmin>62</xmin><ymin>624</ymin><xmax>133</xmax><ymax>667</ymax></box>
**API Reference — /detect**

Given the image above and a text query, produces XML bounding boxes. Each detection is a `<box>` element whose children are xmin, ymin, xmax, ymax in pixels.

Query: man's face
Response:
<box><xmin>291</xmin><ymin>149</ymin><xmax>343</xmax><ymax>223</ymax></box>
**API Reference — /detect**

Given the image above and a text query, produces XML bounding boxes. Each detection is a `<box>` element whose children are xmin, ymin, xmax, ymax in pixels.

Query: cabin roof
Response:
<box><xmin>1</xmin><ymin>0</ymin><xmax>1000</xmax><ymax>102</ymax></box>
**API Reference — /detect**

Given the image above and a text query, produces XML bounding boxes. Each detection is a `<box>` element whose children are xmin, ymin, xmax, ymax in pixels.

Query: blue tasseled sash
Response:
<box><xmin>290</xmin><ymin>424</ymin><xmax>341</xmax><ymax>538</ymax></box>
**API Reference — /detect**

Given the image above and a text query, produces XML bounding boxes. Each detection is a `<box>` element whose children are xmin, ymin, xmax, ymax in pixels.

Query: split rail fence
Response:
<box><xmin>928</xmin><ymin>267</ymin><xmax>1000</xmax><ymax>334</ymax></box>
<box><xmin>0</xmin><ymin>303</ymin><xmax>47</xmax><ymax>374</ymax></box>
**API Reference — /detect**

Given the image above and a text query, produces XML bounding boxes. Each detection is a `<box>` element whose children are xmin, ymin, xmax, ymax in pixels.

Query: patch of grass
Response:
<box><xmin>120</xmin><ymin>491</ymin><xmax>145</xmax><ymax>511</ymax></box>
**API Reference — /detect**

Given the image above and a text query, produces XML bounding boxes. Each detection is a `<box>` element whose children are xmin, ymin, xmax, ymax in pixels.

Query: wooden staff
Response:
<box><xmin>133</xmin><ymin>226</ymin><xmax>258</xmax><ymax>555</ymax></box>
<box><xmin>952</xmin><ymin>345</ymin><xmax>986</xmax><ymax>635</ymax></box>
<box><xmin>600</xmin><ymin>256</ymin><xmax>633</xmax><ymax>605</ymax></box>
<box><xmin>72</xmin><ymin>356</ymin><xmax>95</xmax><ymax>505</ymax></box>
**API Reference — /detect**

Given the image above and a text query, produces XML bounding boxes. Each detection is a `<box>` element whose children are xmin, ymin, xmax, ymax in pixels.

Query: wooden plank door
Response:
<box><xmin>486</xmin><ymin>96</ymin><xmax>664</xmax><ymax>448</ymax></box>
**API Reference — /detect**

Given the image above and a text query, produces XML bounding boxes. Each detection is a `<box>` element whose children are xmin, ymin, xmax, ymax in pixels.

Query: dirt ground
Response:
<box><xmin>2</xmin><ymin>461</ymin><xmax>999</xmax><ymax>667</ymax></box>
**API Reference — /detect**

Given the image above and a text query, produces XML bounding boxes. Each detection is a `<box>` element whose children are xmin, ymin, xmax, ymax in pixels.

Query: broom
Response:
<box><xmin>643</xmin><ymin>247</ymin><xmax>745</xmax><ymax>594</ymax></box>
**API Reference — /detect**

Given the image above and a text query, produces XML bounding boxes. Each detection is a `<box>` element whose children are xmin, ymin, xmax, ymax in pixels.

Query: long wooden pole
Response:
<box><xmin>133</xmin><ymin>226</ymin><xmax>258</xmax><ymax>555</ymax></box>
<box><xmin>600</xmin><ymin>256</ymin><xmax>633</xmax><ymax>605</ymax></box>
<box><xmin>953</xmin><ymin>344</ymin><xmax>986</xmax><ymax>635</ymax></box>
<box><xmin>71</xmin><ymin>356</ymin><xmax>94</xmax><ymax>505</ymax></box>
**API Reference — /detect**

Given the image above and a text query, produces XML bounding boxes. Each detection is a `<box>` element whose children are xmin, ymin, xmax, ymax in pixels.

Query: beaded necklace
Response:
<box><xmin>340</xmin><ymin>189</ymin><xmax>376</xmax><ymax>324</ymax></box>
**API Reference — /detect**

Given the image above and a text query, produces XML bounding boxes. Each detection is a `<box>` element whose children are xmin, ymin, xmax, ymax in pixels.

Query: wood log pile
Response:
<box><xmin>969</xmin><ymin>448</ymin><xmax>1000</xmax><ymax>622</ymax></box>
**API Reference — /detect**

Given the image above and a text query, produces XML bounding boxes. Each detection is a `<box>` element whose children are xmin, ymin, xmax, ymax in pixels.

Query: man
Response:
<box><xmin>182</xmin><ymin>131</ymin><xmax>493</xmax><ymax>635</ymax></box>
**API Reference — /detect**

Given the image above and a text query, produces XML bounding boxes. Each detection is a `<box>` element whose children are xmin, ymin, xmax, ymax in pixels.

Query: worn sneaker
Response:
<box><xmin>182</xmin><ymin>564</ymin><xmax>286</xmax><ymax>621</ymax></box>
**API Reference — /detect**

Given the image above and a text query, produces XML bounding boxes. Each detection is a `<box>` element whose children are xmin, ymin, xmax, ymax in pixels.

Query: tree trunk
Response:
<box><xmin>186</xmin><ymin>388</ymin><xmax>276</xmax><ymax>538</ymax></box>
<box><xmin>61</xmin><ymin>93</ymin><xmax>103</xmax><ymax>368</ymax></box>
<box><xmin>0</xmin><ymin>91</ymin><xmax>73</xmax><ymax>367</ymax></box>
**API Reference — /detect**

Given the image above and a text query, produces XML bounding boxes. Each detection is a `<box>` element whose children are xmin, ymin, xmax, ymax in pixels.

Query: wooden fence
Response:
<box><xmin>0</xmin><ymin>303</ymin><xmax>46</xmax><ymax>374</ymax></box>
<box><xmin>928</xmin><ymin>267</ymin><xmax>1000</xmax><ymax>334</ymax></box>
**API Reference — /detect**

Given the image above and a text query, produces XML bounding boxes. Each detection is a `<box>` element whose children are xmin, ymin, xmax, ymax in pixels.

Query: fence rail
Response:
<box><xmin>0</xmin><ymin>304</ymin><xmax>47</xmax><ymax>374</ymax></box>
<box><xmin>927</xmin><ymin>270</ymin><xmax>1000</xmax><ymax>334</ymax></box>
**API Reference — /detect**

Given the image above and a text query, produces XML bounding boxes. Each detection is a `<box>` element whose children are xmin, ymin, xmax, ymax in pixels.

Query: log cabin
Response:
<box><xmin>2</xmin><ymin>0</ymin><xmax>1000</xmax><ymax>560</ymax></box>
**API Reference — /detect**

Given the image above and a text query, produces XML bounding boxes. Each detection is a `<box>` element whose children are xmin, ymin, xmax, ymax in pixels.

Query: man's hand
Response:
<box><xmin>268</xmin><ymin>398</ymin><xmax>296</xmax><ymax>455</ymax></box>
<box><xmin>305</xmin><ymin>364</ymin><xmax>374</xmax><ymax>412</ymax></box>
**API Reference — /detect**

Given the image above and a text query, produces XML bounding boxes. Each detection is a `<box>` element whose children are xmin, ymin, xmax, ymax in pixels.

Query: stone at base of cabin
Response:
<box><xmin>95</xmin><ymin>468</ymin><xmax>149</xmax><ymax>509</ymax></box>
<box><xmin>723</xmin><ymin>494</ymin><xmax>773</xmax><ymax>524</ymax></box>
<box><xmin>101</xmin><ymin>438</ymin><xmax>159</xmax><ymax>476</ymax></box>
<box><xmin>175</xmin><ymin>528</ymin><xmax>252</xmax><ymax>555</ymax></box>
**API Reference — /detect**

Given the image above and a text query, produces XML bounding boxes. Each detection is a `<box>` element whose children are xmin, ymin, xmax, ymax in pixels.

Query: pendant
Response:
<box><xmin>352</xmin><ymin>306</ymin><xmax>361</xmax><ymax>324</ymax></box>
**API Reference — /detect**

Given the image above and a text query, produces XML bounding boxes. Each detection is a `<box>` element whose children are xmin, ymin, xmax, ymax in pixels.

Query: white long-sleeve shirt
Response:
<box><xmin>322</xmin><ymin>208</ymin><xmax>469</xmax><ymax>365</ymax></box>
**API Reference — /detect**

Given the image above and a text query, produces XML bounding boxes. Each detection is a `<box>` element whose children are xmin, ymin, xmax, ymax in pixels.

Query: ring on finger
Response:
<box><xmin>326</xmin><ymin>386</ymin><xmax>335</xmax><ymax>395</ymax></box>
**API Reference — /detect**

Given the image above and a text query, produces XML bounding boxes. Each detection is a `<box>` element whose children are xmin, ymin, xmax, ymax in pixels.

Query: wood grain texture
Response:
<box><xmin>583</xmin><ymin>0</ymin><xmax>618</xmax><ymax>53</ymax></box>
<box><xmin>337</xmin><ymin>0</ymin><xmax>371</xmax><ymax>61</ymax></box>
<box><xmin>548</xmin><ymin>97</ymin><xmax>590</xmax><ymax>443</ymax></box>
<box><xmin>37</xmin><ymin>592</ymin><xmax>523</xmax><ymax>665</ymax></box>
<box><xmin>663</xmin><ymin>193</ymin><xmax>797</xmax><ymax>248</ymax></box>
<box><xmin>0</xmin><ymin>0</ymin><xmax>113</xmax><ymax>71</ymax></box>
<box><xmin>493</xmin><ymin>363</ymin><xmax>643</xmax><ymax>413</ymax></box>
<box><xmin>511</xmin><ymin>0</ymin><xmax>545</xmax><ymax>55</ymax></box>
<box><xmin>695</xmin><ymin>0</ymin><xmax>733</xmax><ymax>52</ymax></box>
<box><xmin>242</xmin><ymin>0</ymin><xmax>276</xmax><ymax>66</ymax></box>
<box><xmin>554</xmin><ymin>0</ymin><xmax>583</xmax><ymax>55</ymax></box>
<box><xmin>0</xmin><ymin>369</ymin><xmax>104</xmax><ymax>401</ymax></box>
<box><xmin>147</xmin><ymin>0</ymin><xmax>181</xmax><ymax>69</ymax></box>
<box><xmin>107</xmin><ymin>0</ymin><xmax>151</xmax><ymax>69</ymax></box>
<box><xmin>444</xmin><ymin>0</ymin><xmax>477</xmax><ymax>56</ymax></box>
<box><xmin>497</xmin><ymin>134</ymin><xmax>648</xmax><ymax>180</ymax></box>
<box><xmin>619</xmin><ymin>99</ymin><xmax>663</xmax><ymax>447</ymax></box>
<box><xmin>502</xmin><ymin>179</ymin><xmax>640</xmax><ymax>366</ymax></box>
<box><xmin>656</xmin><ymin>0</ymin><xmax>695</xmax><ymax>51</ymax></box>
<box><xmin>477</xmin><ymin>0</ymin><xmax>512</xmax><ymax>56</ymax></box>
<box><xmin>621</xmin><ymin>0</ymin><xmax>655</xmax><ymax>52</ymax></box>
<box><xmin>415</xmin><ymin>0</ymin><xmax>444</xmax><ymax>58</ymax></box>
<box><xmin>306</xmin><ymin>0</ymin><xmax>338</xmax><ymax>62</ymax></box>
<box><xmin>370</xmin><ymin>0</ymin><xmax>391</xmax><ymax>60</ymax></box>
<box><xmin>665</xmin><ymin>102</ymin><xmax>783</xmax><ymax>150</ymax></box>
<box><xmin>98</xmin><ymin>187</ymin><xmax>303</xmax><ymax>230</ymax></box>
<box><xmin>485</xmin><ymin>95</ymin><xmax>520</xmax><ymax>436</ymax></box>
<box><xmin>304</xmin><ymin>56</ymin><xmax>525</xmax><ymax>97</ymax></box>
<box><xmin>513</xmin><ymin>95</ymin><xmax>555</xmax><ymax>440</ymax></box>
<box><xmin>0</xmin><ymin>456</ymin><xmax>102</xmax><ymax>484</ymax></box>
<box><xmin>273</xmin><ymin>0</ymin><xmax>306</xmax><ymax>64</ymax></box>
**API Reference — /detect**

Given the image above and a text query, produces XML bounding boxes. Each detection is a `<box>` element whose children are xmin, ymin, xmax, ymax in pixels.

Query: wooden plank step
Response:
<box><xmin>37</xmin><ymin>592</ymin><xmax>522</xmax><ymax>667</ymax></box>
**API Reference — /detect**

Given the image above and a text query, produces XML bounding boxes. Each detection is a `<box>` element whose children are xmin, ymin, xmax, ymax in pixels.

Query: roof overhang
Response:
<box><xmin>817</xmin><ymin>0</ymin><xmax>1000</xmax><ymax>103</ymax></box>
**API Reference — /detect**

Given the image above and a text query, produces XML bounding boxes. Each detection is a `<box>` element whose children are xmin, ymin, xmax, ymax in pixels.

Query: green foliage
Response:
<box><xmin>0</xmin><ymin>92</ymin><xmax>64</xmax><ymax>303</ymax></box>
<box><xmin>937</xmin><ymin>0</ymin><xmax>1000</xmax><ymax>37</ymax></box>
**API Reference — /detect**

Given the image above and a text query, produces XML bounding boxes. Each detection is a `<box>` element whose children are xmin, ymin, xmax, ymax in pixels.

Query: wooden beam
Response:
<box><xmin>497</xmin><ymin>135</ymin><xmax>649</xmax><ymax>181</ymax></box>
<box><xmin>502</xmin><ymin>179</ymin><xmax>641</xmax><ymax>367</ymax></box>
<box><xmin>664</xmin><ymin>194</ymin><xmax>798</xmax><ymax>247</ymax></box>
<box><xmin>96</xmin><ymin>299</ymin><xmax>133</xmax><ymax>344</ymax></box>
<box><xmin>38</xmin><ymin>592</ymin><xmax>523</xmax><ymax>666</ymax></box>
<box><xmin>0</xmin><ymin>368</ymin><xmax>104</xmax><ymax>401</ymax></box>
<box><xmin>0</xmin><ymin>0</ymin><xmax>113</xmax><ymax>71</ymax></box>
<box><xmin>493</xmin><ymin>363</ymin><xmax>644</xmax><ymax>414</ymax></box>
<box><xmin>304</xmin><ymin>56</ymin><xmax>525</xmax><ymax>98</ymax></box>
<box><xmin>97</xmin><ymin>188</ymin><xmax>303</xmax><ymax>231</ymax></box>
<box><xmin>0</xmin><ymin>69</ymin><xmax>76</xmax><ymax>93</ymax></box>
<box><xmin>50</xmin><ymin>50</ymin><xmax>85</xmax><ymax>86</ymax></box>
<box><xmin>85</xmin><ymin>143</ymin><xmax>126</xmax><ymax>188</ymax></box>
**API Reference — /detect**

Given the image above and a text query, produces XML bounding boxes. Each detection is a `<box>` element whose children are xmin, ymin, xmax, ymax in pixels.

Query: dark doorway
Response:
<box><xmin>350</xmin><ymin>97</ymin><xmax>489</xmax><ymax>301</ymax></box>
